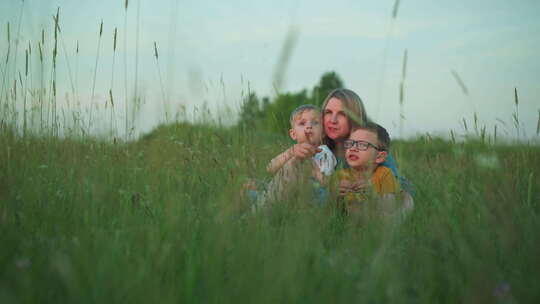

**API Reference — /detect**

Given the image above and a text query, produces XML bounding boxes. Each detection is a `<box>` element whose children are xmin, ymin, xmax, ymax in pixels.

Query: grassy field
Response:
<box><xmin>1</xmin><ymin>120</ymin><xmax>539</xmax><ymax>303</ymax></box>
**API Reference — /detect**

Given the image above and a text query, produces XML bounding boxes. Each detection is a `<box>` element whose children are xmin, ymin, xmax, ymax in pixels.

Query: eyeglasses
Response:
<box><xmin>343</xmin><ymin>139</ymin><xmax>383</xmax><ymax>151</ymax></box>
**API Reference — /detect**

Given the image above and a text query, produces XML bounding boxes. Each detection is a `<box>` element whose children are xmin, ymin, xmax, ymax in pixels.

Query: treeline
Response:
<box><xmin>237</xmin><ymin>71</ymin><xmax>344</xmax><ymax>135</ymax></box>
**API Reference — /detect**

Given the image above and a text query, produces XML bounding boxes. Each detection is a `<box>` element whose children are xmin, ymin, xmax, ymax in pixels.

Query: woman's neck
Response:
<box><xmin>334</xmin><ymin>141</ymin><xmax>346</xmax><ymax>159</ymax></box>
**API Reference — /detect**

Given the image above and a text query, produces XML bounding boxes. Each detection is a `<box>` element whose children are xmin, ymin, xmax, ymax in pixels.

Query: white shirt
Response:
<box><xmin>312</xmin><ymin>145</ymin><xmax>336</xmax><ymax>176</ymax></box>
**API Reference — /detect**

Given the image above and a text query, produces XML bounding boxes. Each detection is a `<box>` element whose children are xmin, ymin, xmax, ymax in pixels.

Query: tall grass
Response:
<box><xmin>1</xmin><ymin>120</ymin><xmax>539</xmax><ymax>303</ymax></box>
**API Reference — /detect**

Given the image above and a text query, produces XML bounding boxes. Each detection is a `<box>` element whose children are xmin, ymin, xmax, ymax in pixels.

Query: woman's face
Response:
<box><xmin>323</xmin><ymin>97</ymin><xmax>350</xmax><ymax>141</ymax></box>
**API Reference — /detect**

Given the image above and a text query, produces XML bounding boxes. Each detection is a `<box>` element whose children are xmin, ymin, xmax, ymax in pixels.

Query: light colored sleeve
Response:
<box><xmin>312</xmin><ymin>145</ymin><xmax>337</xmax><ymax>176</ymax></box>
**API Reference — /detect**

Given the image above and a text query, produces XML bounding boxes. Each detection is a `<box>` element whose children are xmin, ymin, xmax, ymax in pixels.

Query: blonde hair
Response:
<box><xmin>321</xmin><ymin>88</ymin><xmax>371</xmax><ymax>148</ymax></box>
<box><xmin>289</xmin><ymin>104</ymin><xmax>319</xmax><ymax>127</ymax></box>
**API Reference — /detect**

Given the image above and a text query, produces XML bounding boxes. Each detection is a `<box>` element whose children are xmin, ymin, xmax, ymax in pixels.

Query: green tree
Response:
<box><xmin>264</xmin><ymin>90</ymin><xmax>309</xmax><ymax>135</ymax></box>
<box><xmin>311</xmin><ymin>71</ymin><xmax>344</xmax><ymax>106</ymax></box>
<box><xmin>238</xmin><ymin>92</ymin><xmax>262</xmax><ymax>129</ymax></box>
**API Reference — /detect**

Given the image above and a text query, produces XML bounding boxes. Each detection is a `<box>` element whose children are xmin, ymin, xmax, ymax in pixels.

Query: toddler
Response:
<box><xmin>252</xmin><ymin>104</ymin><xmax>336</xmax><ymax>208</ymax></box>
<box><xmin>332</xmin><ymin>123</ymin><xmax>400</xmax><ymax>214</ymax></box>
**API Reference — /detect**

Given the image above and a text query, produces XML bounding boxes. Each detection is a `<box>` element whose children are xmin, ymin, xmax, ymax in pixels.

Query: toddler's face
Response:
<box><xmin>289</xmin><ymin>109</ymin><xmax>323</xmax><ymax>146</ymax></box>
<box><xmin>345</xmin><ymin>128</ymin><xmax>382</xmax><ymax>170</ymax></box>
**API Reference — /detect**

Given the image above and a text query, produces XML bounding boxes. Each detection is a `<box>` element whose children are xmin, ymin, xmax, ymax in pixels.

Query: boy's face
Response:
<box><xmin>289</xmin><ymin>109</ymin><xmax>323</xmax><ymax>146</ymax></box>
<box><xmin>345</xmin><ymin>128</ymin><xmax>387</xmax><ymax>171</ymax></box>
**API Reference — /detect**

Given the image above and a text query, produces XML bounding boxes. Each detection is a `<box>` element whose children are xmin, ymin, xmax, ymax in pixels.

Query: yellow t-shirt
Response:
<box><xmin>333</xmin><ymin>166</ymin><xmax>400</xmax><ymax>208</ymax></box>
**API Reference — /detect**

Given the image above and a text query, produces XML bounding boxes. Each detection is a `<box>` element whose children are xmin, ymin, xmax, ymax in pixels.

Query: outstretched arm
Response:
<box><xmin>266</xmin><ymin>147</ymin><xmax>294</xmax><ymax>174</ymax></box>
<box><xmin>266</xmin><ymin>143</ymin><xmax>319</xmax><ymax>174</ymax></box>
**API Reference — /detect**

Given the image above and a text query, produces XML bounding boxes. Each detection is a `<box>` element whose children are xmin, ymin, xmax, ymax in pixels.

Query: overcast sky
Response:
<box><xmin>1</xmin><ymin>0</ymin><xmax>539</xmax><ymax>140</ymax></box>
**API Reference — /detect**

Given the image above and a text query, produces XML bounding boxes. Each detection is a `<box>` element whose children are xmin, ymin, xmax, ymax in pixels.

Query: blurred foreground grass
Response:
<box><xmin>1</xmin><ymin>122</ymin><xmax>539</xmax><ymax>303</ymax></box>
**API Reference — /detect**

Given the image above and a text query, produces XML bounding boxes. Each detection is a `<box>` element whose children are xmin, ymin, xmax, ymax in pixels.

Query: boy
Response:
<box><xmin>332</xmin><ymin>123</ymin><xmax>400</xmax><ymax>215</ymax></box>
<box><xmin>267</xmin><ymin>104</ymin><xmax>336</xmax><ymax>180</ymax></box>
<box><xmin>251</xmin><ymin>104</ymin><xmax>336</xmax><ymax>208</ymax></box>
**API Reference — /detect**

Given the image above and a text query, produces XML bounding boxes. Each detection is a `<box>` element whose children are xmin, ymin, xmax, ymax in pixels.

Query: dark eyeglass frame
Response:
<box><xmin>343</xmin><ymin>139</ymin><xmax>384</xmax><ymax>151</ymax></box>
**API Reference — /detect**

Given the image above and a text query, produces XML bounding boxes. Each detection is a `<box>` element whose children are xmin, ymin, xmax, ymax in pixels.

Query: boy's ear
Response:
<box><xmin>375</xmin><ymin>150</ymin><xmax>388</xmax><ymax>164</ymax></box>
<box><xmin>289</xmin><ymin>128</ymin><xmax>297</xmax><ymax>141</ymax></box>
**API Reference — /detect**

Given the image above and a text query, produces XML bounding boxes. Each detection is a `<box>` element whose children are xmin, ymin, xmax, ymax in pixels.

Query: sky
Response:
<box><xmin>1</xmin><ymin>0</ymin><xmax>539</xmax><ymax>140</ymax></box>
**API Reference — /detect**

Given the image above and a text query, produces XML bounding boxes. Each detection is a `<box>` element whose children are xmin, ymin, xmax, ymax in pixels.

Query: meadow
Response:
<box><xmin>1</xmin><ymin>2</ymin><xmax>540</xmax><ymax>302</ymax></box>
<box><xmin>1</xmin><ymin>118</ymin><xmax>540</xmax><ymax>303</ymax></box>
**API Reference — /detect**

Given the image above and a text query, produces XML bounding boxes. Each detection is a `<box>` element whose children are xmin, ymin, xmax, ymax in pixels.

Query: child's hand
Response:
<box><xmin>290</xmin><ymin>143</ymin><xmax>319</xmax><ymax>160</ymax></box>
<box><xmin>339</xmin><ymin>178</ymin><xmax>371</xmax><ymax>197</ymax></box>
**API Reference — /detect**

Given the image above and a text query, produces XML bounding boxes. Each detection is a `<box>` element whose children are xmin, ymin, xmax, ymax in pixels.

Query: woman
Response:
<box><xmin>321</xmin><ymin>88</ymin><xmax>414</xmax><ymax>209</ymax></box>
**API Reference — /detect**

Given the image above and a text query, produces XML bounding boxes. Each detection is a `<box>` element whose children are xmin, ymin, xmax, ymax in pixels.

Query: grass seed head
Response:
<box><xmin>38</xmin><ymin>42</ymin><xmax>43</xmax><ymax>63</ymax></box>
<box><xmin>113</xmin><ymin>28</ymin><xmax>117</xmax><ymax>52</ymax></box>
<box><xmin>402</xmin><ymin>49</ymin><xmax>408</xmax><ymax>79</ymax></box>
<box><xmin>25</xmin><ymin>50</ymin><xmax>28</xmax><ymax>76</ymax></box>
<box><xmin>109</xmin><ymin>89</ymin><xmax>114</xmax><ymax>107</ymax></box>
